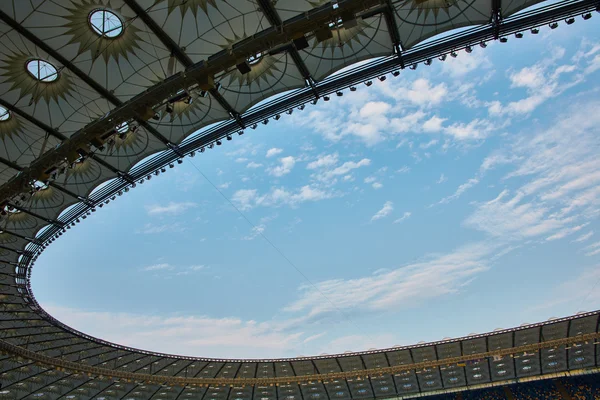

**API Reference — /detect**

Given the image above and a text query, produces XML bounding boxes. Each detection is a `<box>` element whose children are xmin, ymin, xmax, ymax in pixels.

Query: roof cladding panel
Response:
<box><xmin>300</xmin><ymin>14</ymin><xmax>393</xmax><ymax>82</ymax></box>
<box><xmin>138</xmin><ymin>0</ymin><xmax>271</xmax><ymax>63</ymax></box>
<box><xmin>217</xmin><ymin>52</ymin><xmax>305</xmax><ymax>114</ymax></box>
<box><xmin>146</xmin><ymin>90</ymin><xmax>231</xmax><ymax>145</ymax></box>
<box><xmin>394</xmin><ymin>0</ymin><xmax>491</xmax><ymax>49</ymax></box>
<box><xmin>16</xmin><ymin>0</ymin><xmax>183</xmax><ymax>103</ymax></box>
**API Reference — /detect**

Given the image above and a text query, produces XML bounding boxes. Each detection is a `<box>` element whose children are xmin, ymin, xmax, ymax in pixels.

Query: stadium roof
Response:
<box><xmin>0</xmin><ymin>0</ymin><xmax>599</xmax><ymax>399</ymax></box>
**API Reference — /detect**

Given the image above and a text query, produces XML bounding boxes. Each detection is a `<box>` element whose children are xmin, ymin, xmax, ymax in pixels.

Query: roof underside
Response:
<box><xmin>0</xmin><ymin>0</ymin><xmax>599</xmax><ymax>399</ymax></box>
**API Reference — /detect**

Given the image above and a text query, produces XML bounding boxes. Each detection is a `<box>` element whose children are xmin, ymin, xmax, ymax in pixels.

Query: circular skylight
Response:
<box><xmin>248</xmin><ymin>52</ymin><xmax>263</xmax><ymax>65</ymax></box>
<box><xmin>89</xmin><ymin>9</ymin><xmax>124</xmax><ymax>38</ymax></box>
<box><xmin>26</xmin><ymin>59</ymin><xmax>59</xmax><ymax>82</ymax></box>
<box><xmin>116</xmin><ymin>122</ymin><xmax>129</xmax><ymax>134</ymax></box>
<box><xmin>0</xmin><ymin>105</ymin><xmax>10</xmax><ymax>121</ymax></box>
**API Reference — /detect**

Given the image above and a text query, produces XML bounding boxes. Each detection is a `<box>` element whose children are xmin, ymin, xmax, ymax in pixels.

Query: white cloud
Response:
<box><xmin>43</xmin><ymin>305</ymin><xmax>310</xmax><ymax>359</ymax></box>
<box><xmin>218</xmin><ymin>182</ymin><xmax>231</xmax><ymax>189</ymax></box>
<box><xmin>359</xmin><ymin>101</ymin><xmax>391</xmax><ymax>118</ymax></box>
<box><xmin>188</xmin><ymin>265</ymin><xmax>205</xmax><ymax>271</ymax></box>
<box><xmin>422</xmin><ymin>116</ymin><xmax>446</xmax><ymax>132</ymax></box>
<box><xmin>545</xmin><ymin>223</ymin><xmax>589</xmax><ymax>241</ymax></box>
<box><xmin>444</xmin><ymin>119</ymin><xmax>494</xmax><ymax>140</ymax></box>
<box><xmin>232</xmin><ymin>186</ymin><xmax>336</xmax><ymax>210</ymax></box>
<box><xmin>246</xmin><ymin>161</ymin><xmax>263</xmax><ymax>169</ymax></box>
<box><xmin>136</xmin><ymin>223</ymin><xmax>186</xmax><ymax>234</ymax></box>
<box><xmin>393</xmin><ymin>212</ymin><xmax>412</xmax><ymax>224</ymax></box>
<box><xmin>404</xmin><ymin>79</ymin><xmax>448</xmax><ymax>107</ymax></box>
<box><xmin>268</xmin><ymin>156</ymin><xmax>296</xmax><ymax>177</ymax></box>
<box><xmin>420</xmin><ymin>139</ymin><xmax>438</xmax><ymax>149</ymax></box>
<box><xmin>364</xmin><ymin>176</ymin><xmax>377</xmax><ymax>184</ymax></box>
<box><xmin>307</xmin><ymin>153</ymin><xmax>339</xmax><ymax>170</ymax></box>
<box><xmin>435</xmin><ymin>178</ymin><xmax>479</xmax><ymax>205</ymax></box>
<box><xmin>396</xmin><ymin>166</ymin><xmax>411</xmax><ymax>174</ymax></box>
<box><xmin>465</xmin><ymin>190</ymin><xmax>573</xmax><ymax>239</ymax></box>
<box><xmin>573</xmin><ymin>231</ymin><xmax>594</xmax><ymax>243</ymax></box>
<box><xmin>145</xmin><ymin>202</ymin><xmax>197</xmax><ymax>216</ymax></box>
<box><xmin>442</xmin><ymin>50</ymin><xmax>491</xmax><ymax>77</ymax></box>
<box><xmin>372</xmin><ymin>182</ymin><xmax>383</xmax><ymax>189</ymax></box>
<box><xmin>243</xmin><ymin>225</ymin><xmax>266</xmax><ymax>241</ymax></box>
<box><xmin>436</xmin><ymin>174</ymin><xmax>447</xmax><ymax>184</ymax></box>
<box><xmin>142</xmin><ymin>263</ymin><xmax>173</xmax><ymax>272</ymax></box>
<box><xmin>585</xmin><ymin>241</ymin><xmax>600</xmax><ymax>257</ymax></box>
<box><xmin>285</xmin><ymin>242</ymin><xmax>496</xmax><ymax>317</ymax></box>
<box><xmin>371</xmin><ymin>201</ymin><xmax>394</xmax><ymax>222</ymax></box>
<box><xmin>266</xmin><ymin>148</ymin><xmax>283</xmax><ymax>158</ymax></box>
<box><xmin>329</xmin><ymin>159</ymin><xmax>371</xmax><ymax>176</ymax></box>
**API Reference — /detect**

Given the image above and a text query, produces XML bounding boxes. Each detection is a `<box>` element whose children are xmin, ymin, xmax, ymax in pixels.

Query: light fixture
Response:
<box><xmin>216</xmin><ymin>140</ymin><xmax>222</xmax><ymax>145</ymax></box>
<box><xmin>409</xmin><ymin>64</ymin><xmax>417</xmax><ymax>70</ymax></box>
<box><xmin>424</xmin><ymin>59</ymin><xmax>432</xmax><ymax>65</ymax></box>
<box><xmin>238</xmin><ymin>130</ymin><xmax>244</xmax><ymax>135</ymax></box>
<box><xmin>439</xmin><ymin>54</ymin><xmax>447</xmax><ymax>61</ymax></box>
<box><xmin>184</xmin><ymin>96</ymin><xmax>193</xmax><ymax>104</ymax></box>
<box><xmin>378</xmin><ymin>75</ymin><xmax>386</xmax><ymax>81</ymax></box>
<box><xmin>465</xmin><ymin>45</ymin><xmax>472</xmax><ymax>53</ymax></box>
<box><xmin>365</xmin><ymin>80</ymin><xmax>373</xmax><ymax>86</ymax></box>
<box><xmin>515</xmin><ymin>32</ymin><xmax>523</xmax><ymax>38</ymax></box>
<box><xmin>531</xmin><ymin>27</ymin><xmax>539</xmax><ymax>34</ymax></box>
<box><xmin>582</xmin><ymin>12</ymin><xmax>591</xmax><ymax>19</ymax></box>
<box><xmin>208</xmin><ymin>144</ymin><xmax>214</xmax><ymax>149</ymax></box>
<box><xmin>324</xmin><ymin>96</ymin><xmax>330</xmax><ymax>101</ymax></box>
<box><xmin>274</xmin><ymin>114</ymin><xmax>281</xmax><ymax>120</ymax></box>
<box><xmin>190</xmin><ymin>151</ymin><xmax>195</xmax><ymax>157</ymax></box>
<box><xmin>499</xmin><ymin>37</ymin><xmax>508</xmax><ymax>43</ymax></box>
<box><xmin>311</xmin><ymin>99</ymin><xmax>318</xmax><ymax>105</ymax></box>
<box><xmin>286</xmin><ymin>109</ymin><xmax>293</xmax><ymax>115</ymax></box>
<box><xmin>350</xmin><ymin>86</ymin><xmax>357</xmax><ymax>91</ymax></box>
<box><xmin>177</xmin><ymin>159</ymin><xmax>183</xmax><ymax>164</ymax></box>
<box><xmin>298</xmin><ymin>104</ymin><xmax>305</xmax><ymax>110</ymax></box>
<box><xmin>450</xmin><ymin>51</ymin><xmax>458</xmax><ymax>58</ymax></box>
<box><xmin>549</xmin><ymin>22</ymin><xmax>558</xmax><ymax>29</ymax></box>
<box><xmin>169</xmin><ymin>163</ymin><xmax>174</xmax><ymax>168</ymax></box>
<box><xmin>480</xmin><ymin>41</ymin><xmax>487</xmax><ymax>48</ymax></box>
<box><xmin>565</xmin><ymin>17</ymin><xmax>575</xmax><ymax>24</ymax></box>
<box><xmin>161</xmin><ymin>167</ymin><xmax>166</xmax><ymax>173</ymax></box>
<box><xmin>262</xmin><ymin>119</ymin><xmax>269</xmax><ymax>125</ymax></box>
<box><xmin>165</xmin><ymin>103</ymin><xmax>174</xmax><ymax>113</ymax></box>
<box><xmin>152</xmin><ymin>113</ymin><xmax>160</xmax><ymax>120</ymax></box>
<box><xmin>226</xmin><ymin>135</ymin><xmax>232</xmax><ymax>141</ymax></box>
<box><xmin>200</xmin><ymin>147</ymin><xmax>206</xmax><ymax>152</ymax></box>
<box><xmin>251</xmin><ymin>123</ymin><xmax>258</xmax><ymax>129</ymax></box>
<box><xmin>392</xmin><ymin>70</ymin><xmax>400</xmax><ymax>76</ymax></box>
<box><xmin>336</xmin><ymin>91</ymin><xmax>343</xmax><ymax>96</ymax></box>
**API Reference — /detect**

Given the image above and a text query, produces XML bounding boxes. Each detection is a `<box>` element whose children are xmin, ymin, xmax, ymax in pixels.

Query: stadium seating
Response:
<box><xmin>404</xmin><ymin>374</ymin><xmax>600</xmax><ymax>399</ymax></box>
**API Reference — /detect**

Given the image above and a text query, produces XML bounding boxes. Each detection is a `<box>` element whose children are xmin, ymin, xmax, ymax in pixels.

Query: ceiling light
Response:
<box><xmin>565</xmin><ymin>17</ymin><xmax>575</xmax><ymax>24</ymax></box>
<box><xmin>238</xmin><ymin>131</ymin><xmax>244</xmax><ymax>135</ymax></box>
<box><xmin>424</xmin><ymin>59</ymin><xmax>432</xmax><ymax>65</ymax></box>
<box><xmin>324</xmin><ymin>96</ymin><xmax>330</xmax><ymax>101</ymax></box>
<box><xmin>515</xmin><ymin>32</ymin><xmax>523</xmax><ymax>38</ymax></box>
<box><xmin>177</xmin><ymin>159</ymin><xmax>183</xmax><ymax>164</ymax></box>
<box><xmin>165</xmin><ymin>103</ymin><xmax>174</xmax><ymax>113</ymax></box>
<box><xmin>465</xmin><ymin>45</ymin><xmax>472</xmax><ymax>53</ymax></box>
<box><xmin>439</xmin><ymin>54</ymin><xmax>447</xmax><ymax>61</ymax></box>
<box><xmin>365</xmin><ymin>81</ymin><xmax>373</xmax><ymax>86</ymax></box>
<box><xmin>549</xmin><ymin>22</ymin><xmax>558</xmax><ymax>29</ymax></box>
<box><xmin>378</xmin><ymin>75</ymin><xmax>386</xmax><ymax>81</ymax></box>
<box><xmin>336</xmin><ymin>91</ymin><xmax>343</xmax><ymax>96</ymax></box>
<box><xmin>531</xmin><ymin>28</ymin><xmax>539</xmax><ymax>34</ymax></box>
<box><xmin>274</xmin><ymin>114</ymin><xmax>280</xmax><ymax>120</ymax></box>
<box><xmin>392</xmin><ymin>71</ymin><xmax>400</xmax><ymax>76</ymax></box>
<box><xmin>409</xmin><ymin>64</ymin><xmax>417</xmax><ymax>70</ymax></box>
<box><xmin>350</xmin><ymin>86</ymin><xmax>357</xmax><ymax>91</ymax></box>
<box><xmin>226</xmin><ymin>135</ymin><xmax>232</xmax><ymax>140</ymax></box>
<box><xmin>479</xmin><ymin>41</ymin><xmax>487</xmax><ymax>48</ymax></box>
<box><xmin>216</xmin><ymin>140</ymin><xmax>222</xmax><ymax>145</ymax></box>
<box><xmin>499</xmin><ymin>37</ymin><xmax>508</xmax><ymax>42</ymax></box>
<box><xmin>582</xmin><ymin>13</ymin><xmax>591</xmax><ymax>19</ymax></box>
<box><xmin>450</xmin><ymin>51</ymin><xmax>458</xmax><ymax>58</ymax></box>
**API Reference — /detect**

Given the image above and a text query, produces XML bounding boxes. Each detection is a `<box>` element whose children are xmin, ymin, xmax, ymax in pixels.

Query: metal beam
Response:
<box><xmin>257</xmin><ymin>0</ymin><xmax>320</xmax><ymax>97</ymax></box>
<box><xmin>122</xmin><ymin>0</ymin><xmax>243</xmax><ymax>126</ymax></box>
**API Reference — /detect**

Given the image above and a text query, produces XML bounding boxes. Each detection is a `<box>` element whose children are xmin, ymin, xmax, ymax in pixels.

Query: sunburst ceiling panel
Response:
<box><xmin>394</xmin><ymin>0</ymin><xmax>491</xmax><ymax>49</ymax></box>
<box><xmin>217</xmin><ymin>53</ymin><xmax>306</xmax><ymax>114</ymax></box>
<box><xmin>0</xmin><ymin>116</ymin><xmax>62</xmax><ymax>171</ymax></box>
<box><xmin>148</xmin><ymin>91</ymin><xmax>231</xmax><ymax>145</ymax></box>
<box><xmin>94</xmin><ymin>125</ymin><xmax>167</xmax><ymax>172</ymax></box>
<box><xmin>58</xmin><ymin>157</ymin><xmax>118</xmax><ymax>199</ymax></box>
<box><xmin>16</xmin><ymin>0</ymin><xmax>183</xmax><ymax>103</ymax></box>
<box><xmin>300</xmin><ymin>15</ymin><xmax>394</xmax><ymax>82</ymax></box>
<box><xmin>0</xmin><ymin>210</ymin><xmax>50</xmax><ymax>243</ymax></box>
<box><xmin>17</xmin><ymin>186</ymin><xmax>79</xmax><ymax>222</ymax></box>
<box><xmin>0</xmin><ymin>24</ymin><xmax>114</xmax><ymax>138</ymax></box>
<box><xmin>139</xmin><ymin>0</ymin><xmax>271</xmax><ymax>64</ymax></box>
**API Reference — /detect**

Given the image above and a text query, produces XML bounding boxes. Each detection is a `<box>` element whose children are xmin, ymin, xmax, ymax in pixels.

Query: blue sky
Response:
<box><xmin>33</xmin><ymin>19</ymin><xmax>600</xmax><ymax>359</ymax></box>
